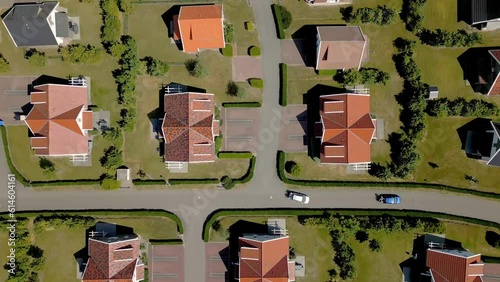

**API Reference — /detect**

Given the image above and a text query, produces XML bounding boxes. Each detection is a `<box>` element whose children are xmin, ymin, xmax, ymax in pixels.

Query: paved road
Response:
<box><xmin>0</xmin><ymin>2</ymin><xmax>500</xmax><ymax>282</ymax></box>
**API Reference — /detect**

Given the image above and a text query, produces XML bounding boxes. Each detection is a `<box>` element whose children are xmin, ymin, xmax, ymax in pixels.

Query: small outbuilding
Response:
<box><xmin>428</xmin><ymin>86</ymin><xmax>439</xmax><ymax>100</ymax></box>
<box><xmin>116</xmin><ymin>166</ymin><xmax>131</xmax><ymax>188</ymax></box>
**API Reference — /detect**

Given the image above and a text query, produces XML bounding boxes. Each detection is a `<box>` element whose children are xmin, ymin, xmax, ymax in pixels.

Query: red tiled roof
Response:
<box><xmin>161</xmin><ymin>92</ymin><xmax>218</xmax><ymax>163</ymax></box>
<box><xmin>426</xmin><ymin>249</ymin><xmax>483</xmax><ymax>282</ymax></box>
<box><xmin>82</xmin><ymin>237</ymin><xmax>144</xmax><ymax>282</ymax></box>
<box><xmin>82</xmin><ymin>111</ymin><xmax>93</xmax><ymax>130</ymax></box>
<box><xmin>316</xmin><ymin>26</ymin><xmax>368</xmax><ymax>70</ymax></box>
<box><xmin>319</xmin><ymin>94</ymin><xmax>375</xmax><ymax>164</ymax></box>
<box><xmin>24</xmin><ymin>84</ymin><xmax>92</xmax><ymax>156</ymax></box>
<box><xmin>176</xmin><ymin>5</ymin><xmax>225</xmax><ymax>53</ymax></box>
<box><xmin>238</xmin><ymin>236</ymin><xmax>291</xmax><ymax>282</ymax></box>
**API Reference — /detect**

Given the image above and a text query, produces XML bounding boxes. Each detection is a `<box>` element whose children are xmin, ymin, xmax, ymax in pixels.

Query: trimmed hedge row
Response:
<box><xmin>233</xmin><ymin>156</ymin><xmax>256</xmax><ymax>184</ymax></box>
<box><xmin>1</xmin><ymin>126</ymin><xmax>29</xmax><ymax>186</ymax></box>
<box><xmin>168</xmin><ymin>178</ymin><xmax>220</xmax><ymax>185</ymax></box>
<box><xmin>202</xmin><ymin>208</ymin><xmax>500</xmax><ymax>242</ymax></box>
<box><xmin>132</xmin><ymin>179</ymin><xmax>167</xmax><ymax>185</ymax></box>
<box><xmin>0</xmin><ymin>209</ymin><xmax>184</xmax><ymax>234</ymax></box>
<box><xmin>483</xmin><ymin>256</ymin><xmax>500</xmax><ymax>263</ymax></box>
<box><xmin>31</xmin><ymin>180</ymin><xmax>100</xmax><ymax>187</ymax></box>
<box><xmin>277</xmin><ymin>151</ymin><xmax>500</xmax><ymax>199</ymax></box>
<box><xmin>149</xmin><ymin>238</ymin><xmax>183</xmax><ymax>245</ymax></box>
<box><xmin>279</xmin><ymin>63</ymin><xmax>288</xmax><ymax>106</ymax></box>
<box><xmin>271</xmin><ymin>4</ymin><xmax>286</xmax><ymax>39</ymax></box>
<box><xmin>222</xmin><ymin>102</ymin><xmax>261</xmax><ymax>108</ymax></box>
<box><xmin>217</xmin><ymin>152</ymin><xmax>253</xmax><ymax>159</ymax></box>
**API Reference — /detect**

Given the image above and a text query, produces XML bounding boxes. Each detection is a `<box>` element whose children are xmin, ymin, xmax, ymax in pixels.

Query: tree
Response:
<box><xmin>100</xmin><ymin>146</ymin><xmax>123</xmax><ymax>169</ymax></box>
<box><xmin>39</xmin><ymin>157</ymin><xmax>55</xmax><ymax>176</ymax></box>
<box><xmin>119</xmin><ymin>108</ymin><xmax>136</xmax><ymax>131</ymax></box>
<box><xmin>212</xmin><ymin>220</ymin><xmax>221</xmax><ymax>231</ymax></box>
<box><xmin>355</xmin><ymin>230</ymin><xmax>369</xmax><ymax>243</ymax></box>
<box><xmin>369</xmin><ymin>239</ymin><xmax>382</xmax><ymax>252</ymax></box>
<box><xmin>101</xmin><ymin>179</ymin><xmax>121</xmax><ymax>190</ymax></box>
<box><xmin>0</xmin><ymin>54</ymin><xmax>10</xmax><ymax>73</ymax></box>
<box><xmin>109</xmin><ymin>43</ymin><xmax>127</xmax><ymax>58</ymax></box>
<box><xmin>141</xmin><ymin>56</ymin><xmax>169</xmax><ymax>76</ymax></box>
<box><xmin>59</xmin><ymin>44</ymin><xmax>103</xmax><ymax>64</ymax></box>
<box><xmin>185</xmin><ymin>58</ymin><xmax>207</xmax><ymax>78</ymax></box>
<box><xmin>226</xmin><ymin>80</ymin><xmax>245</xmax><ymax>97</ymax></box>
<box><xmin>118</xmin><ymin>0</ymin><xmax>134</xmax><ymax>14</ymax></box>
<box><xmin>221</xmin><ymin>175</ymin><xmax>235</xmax><ymax>190</ymax></box>
<box><xmin>486</xmin><ymin>231</ymin><xmax>500</xmax><ymax>248</ymax></box>
<box><xmin>224</xmin><ymin>22</ymin><xmax>235</xmax><ymax>43</ymax></box>
<box><xmin>103</xmin><ymin>127</ymin><xmax>123</xmax><ymax>147</ymax></box>
<box><xmin>278</xmin><ymin>5</ymin><xmax>292</xmax><ymax>29</ymax></box>
<box><xmin>285</xmin><ymin>161</ymin><xmax>302</xmax><ymax>177</ymax></box>
<box><xmin>25</xmin><ymin>49</ymin><xmax>46</xmax><ymax>67</ymax></box>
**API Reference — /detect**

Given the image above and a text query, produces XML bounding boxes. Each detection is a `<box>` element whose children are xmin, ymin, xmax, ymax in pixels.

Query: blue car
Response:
<box><xmin>378</xmin><ymin>194</ymin><xmax>401</xmax><ymax>204</ymax></box>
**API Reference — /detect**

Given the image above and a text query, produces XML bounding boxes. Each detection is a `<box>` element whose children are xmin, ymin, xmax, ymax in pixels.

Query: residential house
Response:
<box><xmin>236</xmin><ymin>234</ymin><xmax>295</xmax><ymax>281</ymax></box>
<box><xmin>314</xmin><ymin>93</ymin><xmax>377</xmax><ymax>167</ymax></box>
<box><xmin>459</xmin><ymin>48</ymin><xmax>500</xmax><ymax>96</ymax></box>
<box><xmin>464</xmin><ymin>120</ymin><xmax>500</xmax><ymax>166</ymax></box>
<box><xmin>315</xmin><ymin>26</ymin><xmax>368</xmax><ymax>70</ymax></box>
<box><xmin>25</xmin><ymin>79</ymin><xmax>93</xmax><ymax>156</ymax></box>
<box><xmin>2</xmin><ymin>1</ymin><xmax>78</xmax><ymax>47</ymax></box>
<box><xmin>425</xmin><ymin>248</ymin><xmax>484</xmax><ymax>282</ymax></box>
<box><xmin>81</xmin><ymin>232</ymin><xmax>144</xmax><ymax>282</ymax></box>
<box><xmin>161</xmin><ymin>92</ymin><xmax>220</xmax><ymax>166</ymax></box>
<box><xmin>173</xmin><ymin>5</ymin><xmax>225</xmax><ymax>53</ymax></box>
<box><xmin>461</xmin><ymin>0</ymin><xmax>500</xmax><ymax>30</ymax></box>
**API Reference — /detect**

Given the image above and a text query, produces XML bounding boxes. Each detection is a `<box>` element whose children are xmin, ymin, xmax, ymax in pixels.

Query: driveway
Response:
<box><xmin>149</xmin><ymin>244</ymin><xmax>184</xmax><ymax>282</ymax></box>
<box><xmin>232</xmin><ymin>56</ymin><xmax>263</xmax><ymax>82</ymax></box>
<box><xmin>0</xmin><ymin>76</ymin><xmax>37</xmax><ymax>125</ymax></box>
<box><xmin>278</xmin><ymin>105</ymin><xmax>308</xmax><ymax>152</ymax></box>
<box><xmin>281</xmin><ymin>39</ymin><xmax>308</xmax><ymax>65</ymax></box>
<box><xmin>205</xmin><ymin>242</ymin><xmax>229</xmax><ymax>282</ymax></box>
<box><xmin>221</xmin><ymin>107</ymin><xmax>262</xmax><ymax>154</ymax></box>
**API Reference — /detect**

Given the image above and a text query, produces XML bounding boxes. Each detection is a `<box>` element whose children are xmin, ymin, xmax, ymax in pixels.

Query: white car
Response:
<box><xmin>286</xmin><ymin>190</ymin><xmax>310</xmax><ymax>204</ymax></box>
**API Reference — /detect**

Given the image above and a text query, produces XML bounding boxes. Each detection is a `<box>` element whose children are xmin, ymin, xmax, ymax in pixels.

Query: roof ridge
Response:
<box><xmin>242</xmin><ymin>256</ymin><xmax>262</xmax><ymax>278</ymax></box>
<box><xmin>189</xmin><ymin>127</ymin><xmax>213</xmax><ymax>144</ymax></box>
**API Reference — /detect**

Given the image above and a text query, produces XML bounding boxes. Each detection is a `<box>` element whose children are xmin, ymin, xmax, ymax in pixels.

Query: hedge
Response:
<box><xmin>234</xmin><ymin>156</ymin><xmax>256</xmax><ymax>184</ymax></box>
<box><xmin>0</xmin><ymin>126</ymin><xmax>29</xmax><ymax>186</ymax></box>
<box><xmin>0</xmin><ymin>209</ymin><xmax>184</xmax><ymax>234</ymax></box>
<box><xmin>277</xmin><ymin>151</ymin><xmax>500</xmax><ymax>199</ymax></box>
<box><xmin>221</xmin><ymin>44</ymin><xmax>233</xmax><ymax>57</ymax></box>
<box><xmin>149</xmin><ymin>238</ymin><xmax>183</xmax><ymax>245</ymax></box>
<box><xmin>317</xmin><ymin>69</ymin><xmax>337</xmax><ymax>76</ymax></box>
<box><xmin>483</xmin><ymin>256</ymin><xmax>500</xmax><ymax>263</ymax></box>
<box><xmin>132</xmin><ymin>179</ymin><xmax>167</xmax><ymax>185</ymax></box>
<box><xmin>31</xmin><ymin>180</ymin><xmax>100</xmax><ymax>187</ymax></box>
<box><xmin>168</xmin><ymin>178</ymin><xmax>220</xmax><ymax>185</ymax></box>
<box><xmin>217</xmin><ymin>152</ymin><xmax>253</xmax><ymax>159</ymax></box>
<box><xmin>271</xmin><ymin>4</ymin><xmax>285</xmax><ymax>39</ymax></box>
<box><xmin>202</xmin><ymin>208</ymin><xmax>500</xmax><ymax>242</ymax></box>
<box><xmin>279</xmin><ymin>63</ymin><xmax>288</xmax><ymax>106</ymax></box>
<box><xmin>248</xmin><ymin>78</ymin><xmax>264</xmax><ymax>88</ymax></box>
<box><xmin>222</xmin><ymin>102</ymin><xmax>261</xmax><ymax>108</ymax></box>
<box><xmin>245</xmin><ymin>21</ymin><xmax>254</xmax><ymax>31</ymax></box>
<box><xmin>248</xmin><ymin>46</ymin><xmax>261</xmax><ymax>56</ymax></box>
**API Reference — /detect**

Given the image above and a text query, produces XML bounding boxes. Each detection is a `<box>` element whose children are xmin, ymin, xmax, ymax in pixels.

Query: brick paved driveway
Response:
<box><xmin>232</xmin><ymin>56</ymin><xmax>263</xmax><ymax>82</ymax></box>
<box><xmin>221</xmin><ymin>107</ymin><xmax>262</xmax><ymax>154</ymax></box>
<box><xmin>205</xmin><ymin>242</ymin><xmax>229</xmax><ymax>282</ymax></box>
<box><xmin>149</xmin><ymin>244</ymin><xmax>184</xmax><ymax>282</ymax></box>
<box><xmin>278</xmin><ymin>105</ymin><xmax>308</xmax><ymax>152</ymax></box>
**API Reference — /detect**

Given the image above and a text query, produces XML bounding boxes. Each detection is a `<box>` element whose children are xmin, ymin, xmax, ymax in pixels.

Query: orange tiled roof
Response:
<box><xmin>175</xmin><ymin>5</ymin><xmax>225</xmax><ymax>53</ymax></box>
<box><xmin>318</xmin><ymin>93</ymin><xmax>375</xmax><ymax>164</ymax></box>
<box><xmin>238</xmin><ymin>236</ymin><xmax>291</xmax><ymax>282</ymax></box>
<box><xmin>82</xmin><ymin>236</ymin><xmax>144</xmax><ymax>282</ymax></box>
<box><xmin>161</xmin><ymin>92</ymin><xmax>218</xmax><ymax>163</ymax></box>
<box><xmin>426</xmin><ymin>249</ymin><xmax>483</xmax><ymax>282</ymax></box>
<box><xmin>24</xmin><ymin>84</ymin><xmax>92</xmax><ymax>156</ymax></box>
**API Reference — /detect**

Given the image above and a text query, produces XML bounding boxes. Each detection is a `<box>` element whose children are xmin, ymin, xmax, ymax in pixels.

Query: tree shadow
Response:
<box><xmin>457</xmin><ymin>47</ymin><xmax>500</xmax><ymax>95</ymax></box>
<box><xmin>456</xmin><ymin>117</ymin><xmax>492</xmax><ymax>157</ymax></box>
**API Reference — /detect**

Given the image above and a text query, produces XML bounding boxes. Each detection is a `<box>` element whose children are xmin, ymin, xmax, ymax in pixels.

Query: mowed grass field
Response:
<box><xmin>208</xmin><ymin>215</ymin><xmax>500</xmax><ymax>282</ymax></box>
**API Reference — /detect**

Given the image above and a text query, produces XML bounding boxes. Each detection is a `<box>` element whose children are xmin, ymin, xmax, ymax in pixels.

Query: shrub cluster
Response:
<box><xmin>215</xmin><ymin>134</ymin><xmax>223</xmax><ymax>155</ymax></box>
<box><xmin>233</xmin><ymin>156</ymin><xmax>256</xmax><ymax>184</ymax></box>
<box><xmin>285</xmin><ymin>161</ymin><xmax>302</xmax><ymax>177</ymax></box>
<box><xmin>248</xmin><ymin>78</ymin><xmax>264</xmax><ymax>88</ymax></box>
<box><xmin>25</xmin><ymin>48</ymin><xmax>46</xmax><ymax>67</ymax></box>
<box><xmin>245</xmin><ymin>21</ymin><xmax>254</xmax><ymax>31</ymax></box>
<box><xmin>334</xmin><ymin>241</ymin><xmax>356</xmax><ymax>279</ymax></box>
<box><xmin>248</xmin><ymin>46</ymin><xmax>261</xmax><ymax>56</ymax></box>
<box><xmin>427</xmin><ymin>98</ymin><xmax>499</xmax><ymax>117</ymax></box>
<box><xmin>39</xmin><ymin>157</ymin><xmax>56</xmax><ymax>177</ymax></box>
<box><xmin>335</xmin><ymin>68</ymin><xmax>390</xmax><ymax>85</ymax></box>
<box><xmin>418</xmin><ymin>29</ymin><xmax>484</xmax><ymax>47</ymax></box>
<box><xmin>100</xmin><ymin>0</ymin><xmax>121</xmax><ymax>44</ymax></box>
<box><xmin>224</xmin><ymin>22</ymin><xmax>235</xmax><ymax>43</ymax></box>
<box><xmin>103</xmin><ymin>127</ymin><xmax>123</xmax><ymax>148</ymax></box>
<box><xmin>0</xmin><ymin>54</ymin><xmax>9</xmax><ymax>72</ymax></box>
<box><xmin>185</xmin><ymin>58</ymin><xmax>207</xmax><ymax>78</ymax></box>
<box><xmin>226</xmin><ymin>80</ymin><xmax>245</xmax><ymax>97</ymax></box>
<box><xmin>221</xmin><ymin>45</ymin><xmax>233</xmax><ymax>57</ymax></box>
<box><xmin>100</xmin><ymin>146</ymin><xmax>123</xmax><ymax>169</ymax></box>
<box><xmin>271</xmin><ymin>4</ymin><xmax>290</xmax><ymax>39</ymax></box>
<box><xmin>341</xmin><ymin>5</ymin><xmax>396</xmax><ymax>25</ymax></box>
<box><xmin>141</xmin><ymin>56</ymin><xmax>169</xmax><ymax>77</ymax></box>
<box><xmin>59</xmin><ymin>44</ymin><xmax>103</xmax><ymax>64</ymax></box>
<box><xmin>221</xmin><ymin>175</ymin><xmax>235</xmax><ymax>190</ymax></box>
<box><xmin>401</xmin><ymin>0</ymin><xmax>427</xmax><ymax>32</ymax></box>
<box><xmin>117</xmin><ymin>0</ymin><xmax>134</xmax><ymax>15</ymax></box>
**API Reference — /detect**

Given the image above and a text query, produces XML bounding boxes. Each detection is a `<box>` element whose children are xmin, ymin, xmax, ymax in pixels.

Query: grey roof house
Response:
<box><xmin>461</xmin><ymin>0</ymin><xmax>500</xmax><ymax>30</ymax></box>
<box><xmin>465</xmin><ymin>120</ymin><xmax>500</xmax><ymax>166</ymax></box>
<box><xmin>2</xmin><ymin>1</ymin><xmax>78</xmax><ymax>47</ymax></box>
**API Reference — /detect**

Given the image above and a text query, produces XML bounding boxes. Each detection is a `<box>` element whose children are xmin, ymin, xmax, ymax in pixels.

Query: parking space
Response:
<box><xmin>278</xmin><ymin>105</ymin><xmax>308</xmax><ymax>152</ymax></box>
<box><xmin>221</xmin><ymin>107</ymin><xmax>261</xmax><ymax>154</ymax></box>
<box><xmin>149</xmin><ymin>244</ymin><xmax>184</xmax><ymax>282</ymax></box>
<box><xmin>0</xmin><ymin>76</ymin><xmax>37</xmax><ymax>125</ymax></box>
<box><xmin>205</xmin><ymin>242</ymin><xmax>229</xmax><ymax>282</ymax></box>
<box><xmin>232</xmin><ymin>56</ymin><xmax>263</xmax><ymax>82</ymax></box>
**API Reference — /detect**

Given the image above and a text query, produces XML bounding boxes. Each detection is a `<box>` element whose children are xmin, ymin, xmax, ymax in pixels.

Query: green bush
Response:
<box><xmin>226</xmin><ymin>80</ymin><xmax>245</xmax><ymax>97</ymax></box>
<box><xmin>221</xmin><ymin>175</ymin><xmax>235</xmax><ymax>190</ymax></box>
<box><xmin>119</xmin><ymin>108</ymin><xmax>136</xmax><ymax>131</ymax></box>
<box><xmin>168</xmin><ymin>178</ymin><xmax>220</xmax><ymax>185</ymax></box>
<box><xmin>0</xmin><ymin>54</ymin><xmax>9</xmax><ymax>72</ymax></box>
<box><xmin>215</xmin><ymin>134</ymin><xmax>223</xmax><ymax>155</ymax></box>
<box><xmin>100</xmin><ymin>146</ymin><xmax>123</xmax><ymax>169</ymax></box>
<box><xmin>218</xmin><ymin>152</ymin><xmax>253</xmax><ymax>159</ymax></box>
<box><xmin>149</xmin><ymin>239</ymin><xmax>183</xmax><ymax>245</ymax></box>
<box><xmin>101</xmin><ymin>179</ymin><xmax>121</xmax><ymax>190</ymax></box>
<box><xmin>271</xmin><ymin>5</ymin><xmax>286</xmax><ymax>39</ymax></box>
<box><xmin>142</xmin><ymin>56</ymin><xmax>169</xmax><ymax>76</ymax></box>
<box><xmin>317</xmin><ymin>69</ymin><xmax>337</xmax><ymax>76</ymax></box>
<box><xmin>426</xmin><ymin>98</ymin><xmax>498</xmax><ymax>117</ymax></box>
<box><xmin>277</xmin><ymin>5</ymin><xmax>292</xmax><ymax>29</ymax></box>
<box><xmin>100</xmin><ymin>0</ymin><xmax>121</xmax><ymax>43</ymax></box>
<box><xmin>335</xmin><ymin>68</ymin><xmax>390</xmax><ymax>85</ymax></box>
<box><xmin>39</xmin><ymin>157</ymin><xmax>56</xmax><ymax>177</ymax></box>
<box><xmin>224</xmin><ymin>22</ymin><xmax>235</xmax><ymax>43</ymax></box>
<box><xmin>285</xmin><ymin>161</ymin><xmax>301</xmax><ymax>177</ymax></box>
<box><xmin>248</xmin><ymin>78</ymin><xmax>264</xmax><ymax>88</ymax></box>
<box><xmin>103</xmin><ymin>127</ymin><xmax>123</xmax><ymax>147</ymax></box>
<box><xmin>221</xmin><ymin>44</ymin><xmax>233</xmax><ymax>57</ymax></box>
<box><xmin>401</xmin><ymin>0</ymin><xmax>427</xmax><ymax>32</ymax></box>
<box><xmin>109</xmin><ymin>43</ymin><xmax>127</xmax><ymax>58</ymax></box>
<box><xmin>222</xmin><ymin>102</ymin><xmax>261</xmax><ymax>108</ymax></box>
<box><xmin>185</xmin><ymin>58</ymin><xmax>207</xmax><ymax>78</ymax></box>
<box><xmin>132</xmin><ymin>179</ymin><xmax>167</xmax><ymax>185</ymax></box>
<box><xmin>483</xmin><ymin>256</ymin><xmax>500</xmax><ymax>263</ymax></box>
<box><xmin>280</xmin><ymin>64</ymin><xmax>288</xmax><ymax>106</ymax></box>
<box><xmin>341</xmin><ymin>5</ymin><xmax>396</xmax><ymax>25</ymax></box>
<box><xmin>59</xmin><ymin>44</ymin><xmax>103</xmax><ymax>64</ymax></box>
<box><xmin>245</xmin><ymin>21</ymin><xmax>254</xmax><ymax>31</ymax></box>
<box><xmin>418</xmin><ymin>28</ymin><xmax>483</xmax><ymax>47</ymax></box>
<box><xmin>25</xmin><ymin>49</ymin><xmax>46</xmax><ymax>67</ymax></box>
<box><xmin>369</xmin><ymin>239</ymin><xmax>382</xmax><ymax>252</ymax></box>
<box><xmin>118</xmin><ymin>0</ymin><xmax>134</xmax><ymax>14</ymax></box>
<box><xmin>248</xmin><ymin>46</ymin><xmax>261</xmax><ymax>56</ymax></box>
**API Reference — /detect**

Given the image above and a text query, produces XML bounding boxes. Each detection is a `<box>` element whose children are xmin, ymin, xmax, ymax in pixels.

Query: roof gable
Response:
<box><xmin>426</xmin><ymin>249</ymin><xmax>483</xmax><ymax>282</ymax></box>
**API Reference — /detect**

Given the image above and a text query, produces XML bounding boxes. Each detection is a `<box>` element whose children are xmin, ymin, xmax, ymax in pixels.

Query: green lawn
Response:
<box><xmin>0</xmin><ymin>232</ymin><xmax>8</xmax><ymax>282</ymax></box>
<box><xmin>223</xmin><ymin>0</ymin><xmax>260</xmax><ymax>55</ymax></box>
<box><xmin>6</xmin><ymin>126</ymin><xmax>109</xmax><ymax>182</ymax></box>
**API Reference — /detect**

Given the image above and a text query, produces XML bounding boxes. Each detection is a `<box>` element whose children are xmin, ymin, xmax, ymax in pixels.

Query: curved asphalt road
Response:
<box><xmin>0</xmin><ymin>1</ymin><xmax>499</xmax><ymax>282</ymax></box>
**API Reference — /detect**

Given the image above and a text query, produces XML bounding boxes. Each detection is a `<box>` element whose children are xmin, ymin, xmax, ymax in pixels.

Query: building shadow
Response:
<box><xmin>161</xmin><ymin>6</ymin><xmax>182</xmax><ymax>51</ymax></box>
<box><xmin>32</xmin><ymin>75</ymin><xmax>68</xmax><ymax>87</ymax></box>
<box><xmin>457</xmin><ymin>47</ymin><xmax>500</xmax><ymax>95</ymax></box>
<box><xmin>457</xmin><ymin>0</ymin><xmax>470</xmax><ymax>24</ymax></box>
<box><xmin>456</xmin><ymin>117</ymin><xmax>492</xmax><ymax>157</ymax></box>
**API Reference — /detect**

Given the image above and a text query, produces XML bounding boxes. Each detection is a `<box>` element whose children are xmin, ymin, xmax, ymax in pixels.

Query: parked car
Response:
<box><xmin>377</xmin><ymin>194</ymin><xmax>401</xmax><ymax>204</ymax></box>
<box><xmin>286</xmin><ymin>190</ymin><xmax>309</xmax><ymax>204</ymax></box>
